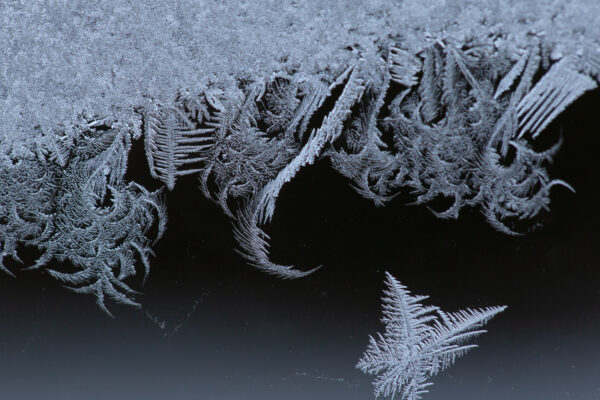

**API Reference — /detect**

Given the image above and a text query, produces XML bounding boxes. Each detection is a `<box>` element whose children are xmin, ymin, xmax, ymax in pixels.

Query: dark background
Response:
<box><xmin>0</xmin><ymin>90</ymin><xmax>598</xmax><ymax>400</ymax></box>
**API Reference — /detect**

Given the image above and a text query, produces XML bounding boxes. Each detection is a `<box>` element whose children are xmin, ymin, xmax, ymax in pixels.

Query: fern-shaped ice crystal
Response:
<box><xmin>357</xmin><ymin>272</ymin><xmax>506</xmax><ymax>399</ymax></box>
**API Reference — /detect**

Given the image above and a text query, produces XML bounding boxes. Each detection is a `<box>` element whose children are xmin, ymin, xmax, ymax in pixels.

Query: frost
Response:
<box><xmin>516</xmin><ymin>57</ymin><xmax>597</xmax><ymax>139</ymax></box>
<box><xmin>1</xmin><ymin>119</ymin><xmax>166</xmax><ymax>315</ymax></box>
<box><xmin>149</xmin><ymin>38</ymin><xmax>597</xmax><ymax>277</ymax></box>
<box><xmin>357</xmin><ymin>272</ymin><xmax>506</xmax><ymax>399</ymax></box>
<box><xmin>1</xmin><ymin>0</ymin><xmax>599</xmax><ymax>309</ymax></box>
<box><xmin>0</xmin><ymin>5</ymin><xmax>598</xmax><ymax>400</ymax></box>
<box><xmin>144</xmin><ymin>97</ymin><xmax>216</xmax><ymax>190</ymax></box>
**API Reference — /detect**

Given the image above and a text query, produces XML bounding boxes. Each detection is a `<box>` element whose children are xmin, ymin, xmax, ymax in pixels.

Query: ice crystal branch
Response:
<box><xmin>0</xmin><ymin>119</ymin><xmax>166</xmax><ymax>315</ymax></box>
<box><xmin>357</xmin><ymin>272</ymin><xmax>506</xmax><ymax>399</ymax></box>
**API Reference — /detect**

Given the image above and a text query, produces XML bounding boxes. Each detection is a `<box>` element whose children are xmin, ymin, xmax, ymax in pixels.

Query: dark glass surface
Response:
<box><xmin>0</xmin><ymin>91</ymin><xmax>598</xmax><ymax>400</ymax></box>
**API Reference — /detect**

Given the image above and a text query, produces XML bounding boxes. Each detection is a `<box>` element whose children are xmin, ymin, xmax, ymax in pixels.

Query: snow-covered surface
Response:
<box><xmin>1</xmin><ymin>0</ymin><xmax>599</xmax><ymax>141</ymax></box>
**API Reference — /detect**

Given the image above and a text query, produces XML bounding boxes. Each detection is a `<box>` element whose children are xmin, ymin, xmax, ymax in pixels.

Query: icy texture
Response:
<box><xmin>0</xmin><ymin>118</ymin><xmax>166</xmax><ymax>315</ymax></box>
<box><xmin>357</xmin><ymin>272</ymin><xmax>506</xmax><ymax>399</ymax></box>
<box><xmin>0</xmin><ymin>1</ymin><xmax>599</xmax><ymax>309</ymax></box>
<box><xmin>1</xmin><ymin>0</ymin><xmax>599</xmax><ymax>138</ymax></box>
<box><xmin>180</xmin><ymin>39</ymin><xmax>596</xmax><ymax>276</ymax></box>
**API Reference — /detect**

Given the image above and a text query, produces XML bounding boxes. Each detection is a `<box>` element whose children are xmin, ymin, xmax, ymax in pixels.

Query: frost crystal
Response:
<box><xmin>1</xmin><ymin>119</ymin><xmax>166</xmax><ymax>315</ymax></box>
<box><xmin>357</xmin><ymin>272</ymin><xmax>506</xmax><ymax>399</ymax></box>
<box><xmin>0</xmin><ymin>1</ymin><xmax>598</xmax><ymax>310</ymax></box>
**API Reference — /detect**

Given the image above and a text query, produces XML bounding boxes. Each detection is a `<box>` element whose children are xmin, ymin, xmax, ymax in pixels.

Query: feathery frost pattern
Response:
<box><xmin>0</xmin><ymin>118</ymin><xmax>166</xmax><ymax>315</ymax></box>
<box><xmin>357</xmin><ymin>272</ymin><xmax>506</xmax><ymax>399</ymax></box>
<box><xmin>144</xmin><ymin>95</ymin><xmax>217</xmax><ymax>190</ymax></box>
<box><xmin>1</xmin><ymin>28</ymin><xmax>598</xmax><ymax>311</ymax></box>
<box><xmin>516</xmin><ymin>57</ymin><xmax>597</xmax><ymax>139</ymax></box>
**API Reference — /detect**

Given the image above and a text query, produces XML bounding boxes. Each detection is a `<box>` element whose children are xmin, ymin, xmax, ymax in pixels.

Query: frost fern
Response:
<box><xmin>357</xmin><ymin>272</ymin><xmax>506</xmax><ymax>399</ymax></box>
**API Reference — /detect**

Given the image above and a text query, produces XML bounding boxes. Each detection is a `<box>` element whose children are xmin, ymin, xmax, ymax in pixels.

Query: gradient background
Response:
<box><xmin>0</xmin><ymin>92</ymin><xmax>598</xmax><ymax>400</ymax></box>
